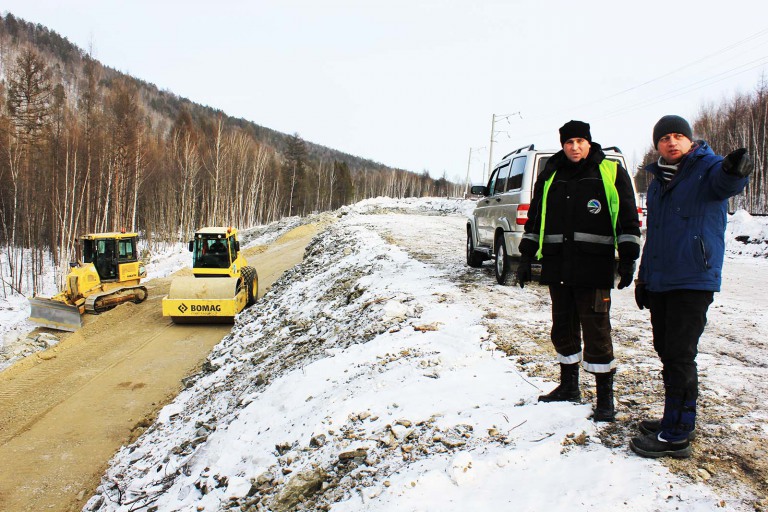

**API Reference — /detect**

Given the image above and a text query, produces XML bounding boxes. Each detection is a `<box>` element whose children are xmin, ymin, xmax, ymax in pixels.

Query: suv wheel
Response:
<box><xmin>495</xmin><ymin>235</ymin><xmax>510</xmax><ymax>285</ymax></box>
<box><xmin>467</xmin><ymin>229</ymin><xmax>484</xmax><ymax>268</ymax></box>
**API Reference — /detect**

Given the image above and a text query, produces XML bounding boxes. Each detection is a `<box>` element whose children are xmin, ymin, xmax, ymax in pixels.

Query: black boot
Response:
<box><xmin>593</xmin><ymin>370</ymin><xmax>615</xmax><ymax>422</ymax></box>
<box><xmin>629</xmin><ymin>431</ymin><xmax>691</xmax><ymax>459</ymax></box>
<box><xmin>630</xmin><ymin>389</ymin><xmax>695</xmax><ymax>459</ymax></box>
<box><xmin>538</xmin><ymin>363</ymin><xmax>580</xmax><ymax>402</ymax></box>
<box><xmin>638</xmin><ymin>371</ymin><xmax>697</xmax><ymax>439</ymax></box>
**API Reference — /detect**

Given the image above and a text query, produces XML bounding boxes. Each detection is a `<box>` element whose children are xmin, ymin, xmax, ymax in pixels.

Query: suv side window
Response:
<box><xmin>487</xmin><ymin>168</ymin><xmax>500</xmax><ymax>196</ymax></box>
<box><xmin>536</xmin><ymin>156</ymin><xmax>551</xmax><ymax>176</ymax></box>
<box><xmin>507</xmin><ymin>157</ymin><xmax>526</xmax><ymax>191</ymax></box>
<box><xmin>491</xmin><ymin>162</ymin><xmax>511</xmax><ymax>195</ymax></box>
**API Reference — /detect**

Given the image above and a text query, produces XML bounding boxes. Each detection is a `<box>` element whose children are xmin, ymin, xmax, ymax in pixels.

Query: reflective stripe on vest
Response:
<box><xmin>536</xmin><ymin>159</ymin><xmax>619</xmax><ymax>260</ymax></box>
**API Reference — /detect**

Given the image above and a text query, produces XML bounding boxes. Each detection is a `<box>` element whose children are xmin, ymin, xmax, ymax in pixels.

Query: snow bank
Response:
<box><xmin>84</xmin><ymin>198</ymin><xmax>735</xmax><ymax>512</ymax></box>
<box><xmin>726</xmin><ymin>210</ymin><xmax>768</xmax><ymax>258</ymax></box>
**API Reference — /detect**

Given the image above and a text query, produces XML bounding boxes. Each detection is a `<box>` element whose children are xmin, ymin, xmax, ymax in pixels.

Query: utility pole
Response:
<box><xmin>463</xmin><ymin>146</ymin><xmax>486</xmax><ymax>197</ymax></box>
<box><xmin>487</xmin><ymin>112</ymin><xmax>522</xmax><ymax>183</ymax></box>
<box><xmin>487</xmin><ymin>114</ymin><xmax>498</xmax><ymax>184</ymax></box>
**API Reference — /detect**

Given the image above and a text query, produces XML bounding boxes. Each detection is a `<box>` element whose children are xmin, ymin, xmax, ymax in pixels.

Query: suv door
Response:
<box><xmin>504</xmin><ymin>155</ymin><xmax>527</xmax><ymax>226</ymax></box>
<box><xmin>475</xmin><ymin>163</ymin><xmax>510</xmax><ymax>246</ymax></box>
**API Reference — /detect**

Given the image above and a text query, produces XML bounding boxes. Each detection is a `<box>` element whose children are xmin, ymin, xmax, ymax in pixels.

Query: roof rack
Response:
<box><xmin>603</xmin><ymin>146</ymin><xmax>623</xmax><ymax>154</ymax></box>
<box><xmin>501</xmin><ymin>144</ymin><xmax>535</xmax><ymax>160</ymax></box>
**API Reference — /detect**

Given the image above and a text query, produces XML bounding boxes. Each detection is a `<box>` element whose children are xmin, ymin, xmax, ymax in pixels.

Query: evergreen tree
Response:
<box><xmin>6</xmin><ymin>48</ymin><xmax>51</xmax><ymax>145</ymax></box>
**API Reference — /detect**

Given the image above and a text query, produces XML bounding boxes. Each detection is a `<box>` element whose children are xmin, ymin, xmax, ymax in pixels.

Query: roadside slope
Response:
<box><xmin>0</xmin><ymin>220</ymin><xmax>330</xmax><ymax>512</ymax></box>
<box><xmin>84</xmin><ymin>200</ymin><xmax>767</xmax><ymax>512</ymax></box>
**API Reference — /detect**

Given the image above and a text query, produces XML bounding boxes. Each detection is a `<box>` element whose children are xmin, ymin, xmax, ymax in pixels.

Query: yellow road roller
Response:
<box><xmin>162</xmin><ymin>227</ymin><xmax>258</xmax><ymax>324</ymax></box>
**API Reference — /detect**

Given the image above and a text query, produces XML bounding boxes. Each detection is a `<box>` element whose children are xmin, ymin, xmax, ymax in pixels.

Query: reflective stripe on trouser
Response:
<box><xmin>549</xmin><ymin>284</ymin><xmax>615</xmax><ymax>373</ymax></box>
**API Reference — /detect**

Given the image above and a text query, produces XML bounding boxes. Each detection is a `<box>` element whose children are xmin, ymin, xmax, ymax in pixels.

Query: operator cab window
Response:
<box><xmin>82</xmin><ymin>239</ymin><xmax>97</xmax><ymax>264</ymax></box>
<box><xmin>117</xmin><ymin>238</ymin><xmax>137</xmax><ymax>262</ymax></box>
<box><xmin>228</xmin><ymin>236</ymin><xmax>238</xmax><ymax>260</ymax></box>
<box><xmin>193</xmin><ymin>236</ymin><xmax>230</xmax><ymax>269</ymax></box>
<box><xmin>90</xmin><ymin>239</ymin><xmax>118</xmax><ymax>280</ymax></box>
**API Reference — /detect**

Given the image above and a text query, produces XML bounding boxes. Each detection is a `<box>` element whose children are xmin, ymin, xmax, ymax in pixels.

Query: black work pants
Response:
<box><xmin>648</xmin><ymin>289</ymin><xmax>714</xmax><ymax>399</ymax></box>
<box><xmin>549</xmin><ymin>284</ymin><xmax>613</xmax><ymax>373</ymax></box>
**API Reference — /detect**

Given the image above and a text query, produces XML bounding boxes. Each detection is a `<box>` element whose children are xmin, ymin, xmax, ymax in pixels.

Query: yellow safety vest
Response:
<box><xmin>536</xmin><ymin>159</ymin><xmax>619</xmax><ymax>260</ymax></box>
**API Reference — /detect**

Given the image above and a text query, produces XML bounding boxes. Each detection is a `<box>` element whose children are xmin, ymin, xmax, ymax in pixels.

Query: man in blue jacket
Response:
<box><xmin>630</xmin><ymin>115</ymin><xmax>752</xmax><ymax>459</ymax></box>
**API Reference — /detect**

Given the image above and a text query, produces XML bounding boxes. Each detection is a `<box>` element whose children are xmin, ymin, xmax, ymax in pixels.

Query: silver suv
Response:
<box><xmin>466</xmin><ymin>144</ymin><xmax>642</xmax><ymax>284</ymax></box>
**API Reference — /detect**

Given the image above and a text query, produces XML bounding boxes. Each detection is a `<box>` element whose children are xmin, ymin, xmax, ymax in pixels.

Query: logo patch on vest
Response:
<box><xmin>587</xmin><ymin>199</ymin><xmax>602</xmax><ymax>214</ymax></box>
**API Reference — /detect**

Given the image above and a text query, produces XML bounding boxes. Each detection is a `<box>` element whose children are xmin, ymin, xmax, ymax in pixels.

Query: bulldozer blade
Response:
<box><xmin>29</xmin><ymin>297</ymin><xmax>83</xmax><ymax>332</ymax></box>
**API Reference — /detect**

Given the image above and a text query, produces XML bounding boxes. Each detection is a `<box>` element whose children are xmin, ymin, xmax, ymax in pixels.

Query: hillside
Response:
<box><xmin>0</xmin><ymin>12</ymin><xmax>457</xmax><ymax>299</ymax></box>
<box><xmin>0</xmin><ymin>12</ymin><xmax>410</xmax><ymax>177</ymax></box>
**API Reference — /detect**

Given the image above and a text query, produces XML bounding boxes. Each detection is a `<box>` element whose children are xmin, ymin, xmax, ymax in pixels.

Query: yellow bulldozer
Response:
<box><xmin>162</xmin><ymin>227</ymin><xmax>258</xmax><ymax>324</ymax></box>
<box><xmin>29</xmin><ymin>231</ymin><xmax>148</xmax><ymax>331</ymax></box>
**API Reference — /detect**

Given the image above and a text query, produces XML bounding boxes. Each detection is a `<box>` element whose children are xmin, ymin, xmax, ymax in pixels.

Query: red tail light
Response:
<box><xmin>637</xmin><ymin>206</ymin><xmax>644</xmax><ymax>227</ymax></box>
<box><xmin>516</xmin><ymin>204</ymin><xmax>530</xmax><ymax>225</ymax></box>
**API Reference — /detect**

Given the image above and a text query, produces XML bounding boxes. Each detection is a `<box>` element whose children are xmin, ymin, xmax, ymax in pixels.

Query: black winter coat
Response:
<box><xmin>518</xmin><ymin>143</ymin><xmax>641</xmax><ymax>288</ymax></box>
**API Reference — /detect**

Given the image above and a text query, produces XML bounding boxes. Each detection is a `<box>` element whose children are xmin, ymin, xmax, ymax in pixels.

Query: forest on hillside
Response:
<box><xmin>635</xmin><ymin>80</ymin><xmax>768</xmax><ymax>214</ymax></box>
<box><xmin>0</xmin><ymin>14</ymin><xmax>458</xmax><ymax>295</ymax></box>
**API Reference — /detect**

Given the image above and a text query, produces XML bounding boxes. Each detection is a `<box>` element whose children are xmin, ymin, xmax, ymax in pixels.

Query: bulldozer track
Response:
<box><xmin>85</xmin><ymin>285</ymin><xmax>148</xmax><ymax>314</ymax></box>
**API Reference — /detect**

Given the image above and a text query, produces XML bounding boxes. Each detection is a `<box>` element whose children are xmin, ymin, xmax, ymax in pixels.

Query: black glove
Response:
<box><xmin>634</xmin><ymin>280</ymin><xmax>649</xmax><ymax>310</ymax></box>
<box><xmin>722</xmin><ymin>148</ymin><xmax>753</xmax><ymax>178</ymax></box>
<box><xmin>516</xmin><ymin>254</ymin><xmax>532</xmax><ymax>289</ymax></box>
<box><xmin>617</xmin><ymin>260</ymin><xmax>635</xmax><ymax>289</ymax></box>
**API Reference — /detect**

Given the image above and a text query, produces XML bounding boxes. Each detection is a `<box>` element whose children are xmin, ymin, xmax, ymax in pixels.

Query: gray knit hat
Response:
<box><xmin>653</xmin><ymin>115</ymin><xmax>693</xmax><ymax>148</ymax></box>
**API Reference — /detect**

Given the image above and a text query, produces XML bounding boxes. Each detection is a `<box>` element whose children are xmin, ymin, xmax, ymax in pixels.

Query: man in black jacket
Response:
<box><xmin>517</xmin><ymin>120</ymin><xmax>641</xmax><ymax>421</ymax></box>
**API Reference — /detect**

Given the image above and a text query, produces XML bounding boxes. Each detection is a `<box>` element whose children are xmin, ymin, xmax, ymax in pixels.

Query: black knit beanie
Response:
<box><xmin>559</xmin><ymin>120</ymin><xmax>592</xmax><ymax>144</ymax></box>
<box><xmin>653</xmin><ymin>115</ymin><xmax>693</xmax><ymax>148</ymax></box>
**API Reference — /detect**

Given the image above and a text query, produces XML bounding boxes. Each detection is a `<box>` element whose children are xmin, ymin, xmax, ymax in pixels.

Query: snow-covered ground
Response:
<box><xmin>2</xmin><ymin>198</ymin><xmax>768</xmax><ymax>511</ymax></box>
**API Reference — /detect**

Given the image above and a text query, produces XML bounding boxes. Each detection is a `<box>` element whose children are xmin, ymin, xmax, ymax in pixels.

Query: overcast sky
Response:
<box><xmin>2</xmin><ymin>1</ymin><xmax>767</xmax><ymax>185</ymax></box>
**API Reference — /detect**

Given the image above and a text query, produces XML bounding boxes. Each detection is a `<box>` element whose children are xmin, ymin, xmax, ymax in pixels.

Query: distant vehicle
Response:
<box><xmin>466</xmin><ymin>144</ymin><xmax>644</xmax><ymax>285</ymax></box>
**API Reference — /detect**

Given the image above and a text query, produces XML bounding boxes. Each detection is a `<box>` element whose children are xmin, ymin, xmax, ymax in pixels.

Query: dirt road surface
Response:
<box><xmin>0</xmin><ymin>222</ymin><xmax>328</xmax><ymax>512</ymax></box>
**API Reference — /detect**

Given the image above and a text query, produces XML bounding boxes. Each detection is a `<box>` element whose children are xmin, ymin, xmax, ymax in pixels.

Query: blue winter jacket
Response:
<box><xmin>639</xmin><ymin>141</ymin><xmax>749</xmax><ymax>293</ymax></box>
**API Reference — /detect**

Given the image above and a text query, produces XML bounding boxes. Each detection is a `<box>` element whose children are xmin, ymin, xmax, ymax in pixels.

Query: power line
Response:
<box><xmin>599</xmin><ymin>55</ymin><xmax>768</xmax><ymax>119</ymax></box>
<box><xmin>570</xmin><ymin>27</ymin><xmax>768</xmax><ymax>111</ymax></box>
<box><xmin>489</xmin><ymin>29</ymin><xmax>768</xmax><ymax>156</ymax></box>
<box><xmin>511</xmin><ymin>32</ymin><xmax>768</xmax><ymax>144</ymax></box>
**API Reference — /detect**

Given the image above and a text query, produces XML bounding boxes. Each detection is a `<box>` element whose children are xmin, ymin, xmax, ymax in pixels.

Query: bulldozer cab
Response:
<box><xmin>82</xmin><ymin>234</ymin><xmax>139</xmax><ymax>282</ymax></box>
